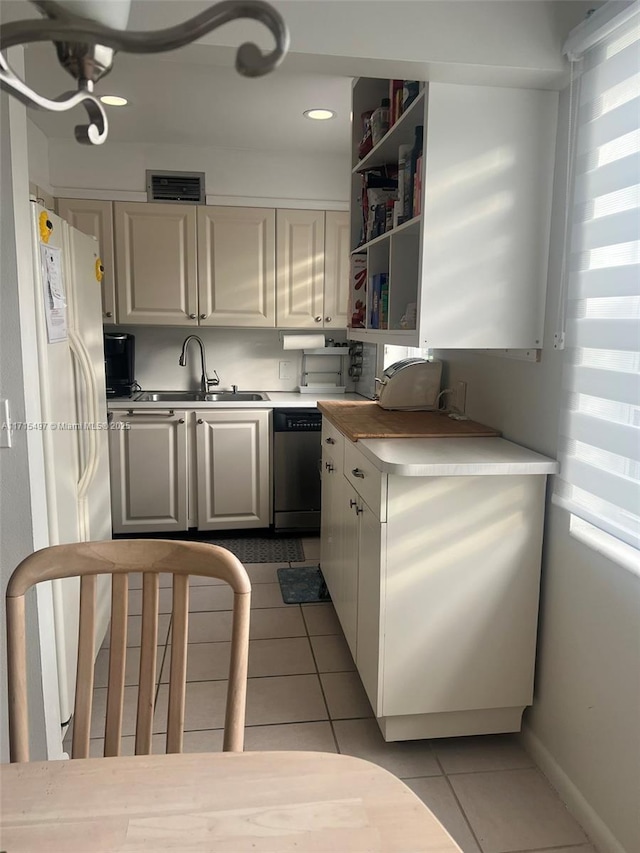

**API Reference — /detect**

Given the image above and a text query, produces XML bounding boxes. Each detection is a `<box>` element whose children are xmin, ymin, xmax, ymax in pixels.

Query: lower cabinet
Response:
<box><xmin>320</xmin><ymin>418</ymin><xmax>549</xmax><ymax>742</ymax></box>
<box><xmin>195</xmin><ymin>410</ymin><xmax>270</xmax><ymax>530</ymax></box>
<box><xmin>320</xmin><ymin>420</ymin><xmax>358</xmax><ymax>655</ymax></box>
<box><xmin>109</xmin><ymin>408</ymin><xmax>270</xmax><ymax>534</ymax></box>
<box><xmin>109</xmin><ymin>409</ymin><xmax>188</xmax><ymax>534</ymax></box>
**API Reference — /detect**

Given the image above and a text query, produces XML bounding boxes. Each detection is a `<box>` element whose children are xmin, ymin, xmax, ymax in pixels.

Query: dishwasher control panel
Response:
<box><xmin>273</xmin><ymin>410</ymin><xmax>322</xmax><ymax>432</ymax></box>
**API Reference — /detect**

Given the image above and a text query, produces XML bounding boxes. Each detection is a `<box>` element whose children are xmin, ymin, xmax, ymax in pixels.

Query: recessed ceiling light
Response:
<box><xmin>304</xmin><ymin>109</ymin><xmax>335</xmax><ymax>121</ymax></box>
<box><xmin>100</xmin><ymin>95</ymin><xmax>128</xmax><ymax>107</ymax></box>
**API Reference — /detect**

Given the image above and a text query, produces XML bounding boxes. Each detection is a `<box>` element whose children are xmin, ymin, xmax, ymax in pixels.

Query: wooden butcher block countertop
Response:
<box><xmin>317</xmin><ymin>401</ymin><xmax>501</xmax><ymax>442</ymax></box>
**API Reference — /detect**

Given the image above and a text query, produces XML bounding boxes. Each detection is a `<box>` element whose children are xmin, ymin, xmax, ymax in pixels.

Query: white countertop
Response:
<box><xmin>107</xmin><ymin>392</ymin><xmax>365</xmax><ymax>410</ymax></box>
<box><xmin>357</xmin><ymin>437</ymin><xmax>559</xmax><ymax>476</ymax></box>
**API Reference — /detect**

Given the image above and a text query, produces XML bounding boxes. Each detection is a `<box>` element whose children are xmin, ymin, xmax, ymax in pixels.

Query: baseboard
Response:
<box><xmin>520</xmin><ymin>724</ymin><xmax>628</xmax><ymax>853</ymax></box>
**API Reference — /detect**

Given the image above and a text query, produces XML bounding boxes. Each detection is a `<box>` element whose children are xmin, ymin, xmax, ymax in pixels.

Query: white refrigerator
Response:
<box><xmin>31</xmin><ymin>203</ymin><xmax>112</xmax><ymax>727</ymax></box>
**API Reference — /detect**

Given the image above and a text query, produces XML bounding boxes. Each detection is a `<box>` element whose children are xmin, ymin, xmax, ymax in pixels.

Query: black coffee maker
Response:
<box><xmin>104</xmin><ymin>333</ymin><xmax>136</xmax><ymax>397</ymax></box>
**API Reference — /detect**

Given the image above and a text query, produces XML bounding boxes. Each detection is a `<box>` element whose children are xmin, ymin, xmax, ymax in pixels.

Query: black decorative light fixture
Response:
<box><xmin>0</xmin><ymin>0</ymin><xmax>290</xmax><ymax>145</ymax></box>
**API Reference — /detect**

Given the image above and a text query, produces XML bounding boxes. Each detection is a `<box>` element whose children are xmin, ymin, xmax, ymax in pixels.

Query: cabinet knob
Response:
<box><xmin>189</xmin><ymin>313</ymin><xmax>197</xmax><ymax>319</ymax></box>
<box><xmin>197</xmin><ymin>418</ymin><xmax>204</xmax><ymax>424</ymax></box>
<box><xmin>104</xmin><ymin>311</ymin><xmax>113</xmax><ymax>318</ymax></box>
<box><xmin>325</xmin><ymin>316</ymin><xmax>332</xmax><ymax>323</ymax></box>
<box><xmin>200</xmin><ymin>313</ymin><xmax>207</xmax><ymax>320</ymax></box>
<box><xmin>349</xmin><ymin>498</ymin><xmax>357</xmax><ymax>508</ymax></box>
<box><xmin>355</xmin><ymin>505</ymin><xmax>364</xmax><ymax>515</ymax></box>
<box><xmin>178</xmin><ymin>418</ymin><xmax>185</xmax><ymax>424</ymax></box>
<box><xmin>325</xmin><ymin>437</ymin><xmax>335</xmax><ymax>445</ymax></box>
<box><xmin>325</xmin><ymin>462</ymin><xmax>335</xmax><ymax>472</ymax></box>
<box><xmin>352</xmin><ymin>468</ymin><xmax>365</xmax><ymax>479</ymax></box>
<box><xmin>314</xmin><ymin>316</ymin><xmax>322</xmax><ymax>323</ymax></box>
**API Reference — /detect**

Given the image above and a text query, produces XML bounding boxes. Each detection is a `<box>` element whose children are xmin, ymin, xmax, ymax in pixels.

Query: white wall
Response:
<box><xmin>127</xmin><ymin>1</ymin><xmax>595</xmax><ymax>87</ymax></box>
<box><xmin>26</xmin><ymin>119</ymin><xmax>52</xmax><ymax>194</ymax></box>
<box><xmin>0</xmin><ymin>82</ymin><xmax>52</xmax><ymax>762</ymax></box>
<box><xmin>48</xmin><ymin>140</ymin><xmax>350</xmax><ymax>207</ymax></box>
<box><xmin>435</xmin><ymin>87</ymin><xmax>639</xmax><ymax>853</ymax></box>
<box><xmin>113</xmin><ymin>326</ymin><xmax>349</xmax><ymax>393</ymax></box>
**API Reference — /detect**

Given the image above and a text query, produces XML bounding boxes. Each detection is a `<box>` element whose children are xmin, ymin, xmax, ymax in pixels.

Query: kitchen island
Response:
<box><xmin>318</xmin><ymin>402</ymin><xmax>558</xmax><ymax>742</ymax></box>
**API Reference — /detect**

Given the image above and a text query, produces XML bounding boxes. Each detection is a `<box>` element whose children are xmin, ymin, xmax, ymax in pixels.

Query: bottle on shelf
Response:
<box><xmin>371</xmin><ymin>98</ymin><xmax>391</xmax><ymax>146</ymax></box>
<box><xmin>413</xmin><ymin>151</ymin><xmax>423</xmax><ymax>217</ymax></box>
<box><xmin>358</xmin><ymin>110</ymin><xmax>374</xmax><ymax>160</ymax></box>
<box><xmin>402</xmin><ymin>81</ymin><xmax>420</xmax><ymax>112</ymax></box>
<box><xmin>404</xmin><ymin>125</ymin><xmax>423</xmax><ymax>222</ymax></box>
<box><xmin>389</xmin><ymin>80</ymin><xmax>403</xmax><ymax>126</ymax></box>
<box><xmin>397</xmin><ymin>143</ymin><xmax>412</xmax><ymax>227</ymax></box>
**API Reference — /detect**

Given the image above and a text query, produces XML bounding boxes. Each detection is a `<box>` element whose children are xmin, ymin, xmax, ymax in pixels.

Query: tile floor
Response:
<box><xmin>67</xmin><ymin>536</ymin><xmax>595</xmax><ymax>853</ymax></box>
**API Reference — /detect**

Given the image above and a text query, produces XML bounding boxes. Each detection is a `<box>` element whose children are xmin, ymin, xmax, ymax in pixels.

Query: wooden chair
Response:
<box><xmin>6</xmin><ymin>539</ymin><xmax>251</xmax><ymax>763</ymax></box>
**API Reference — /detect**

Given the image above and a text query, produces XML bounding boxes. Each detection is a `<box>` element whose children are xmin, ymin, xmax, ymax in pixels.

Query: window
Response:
<box><xmin>553</xmin><ymin>2</ymin><xmax>640</xmax><ymax>557</ymax></box>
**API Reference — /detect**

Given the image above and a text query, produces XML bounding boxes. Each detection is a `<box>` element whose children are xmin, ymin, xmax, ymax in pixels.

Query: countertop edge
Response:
<box><xmin>357</xmin><ymin>437</ymin><xmax>559</xmax><ymax>477</ymax></box>
<box><xmin>108</xmin><ymin>393</ymin><xmax>366</xmax><ymax>411</ymax></box>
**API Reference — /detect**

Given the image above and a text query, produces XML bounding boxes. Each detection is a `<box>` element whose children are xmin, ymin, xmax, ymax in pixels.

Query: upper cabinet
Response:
<box><xmin>57</xmin><ymin>198</ymin><xmax>117</xmax><ymax>322</ymax></box>
<box><xmin>197</xmin><ymin>206</ymin><xmax>276</xmax><ymax>327</ymax></box>
<box><xmin>109</xmin><ymin>202</ymin><xmax>347</xmax><ymax>329</ymax></box>
<box><xmin>276</xmin><ymin>209</ymin><xmax>325</xmax><ymax>328</ymax></box>
<box><xmin>323</xmin><ymin>211</ymin><xmax>350</xmax><ymax>330</ymax></box>
<box><xmin>114</xmin><ymin>202</ymin><xmax>198</xmax><ymax>325</ymax></box>
<box><xmin>276</xmin><ymin>209</ymin><xmax>349</xmax><ymax>329</ymax></box>
<box><xmin>348</xmin><ymin>79</ymin><xmax>558</xmax><ymax>348</ymax></box>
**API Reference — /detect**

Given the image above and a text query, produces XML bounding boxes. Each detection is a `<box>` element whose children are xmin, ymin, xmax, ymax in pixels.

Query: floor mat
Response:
<box><xmin>205</xmin><ymin>537</ymin><xmax>305</xmax><ymax>564</ymax></box>
<box><xmin>277</xmin><ymin>565</ymin><xmax>331</xmax><ymax>604</ymax></box>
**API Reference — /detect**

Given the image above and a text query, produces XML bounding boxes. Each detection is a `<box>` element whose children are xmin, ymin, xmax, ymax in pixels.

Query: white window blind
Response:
<box><xmin>554</xmin><ymin>2</ymin><xmax>640</xmax><ymax>552</ymax></box>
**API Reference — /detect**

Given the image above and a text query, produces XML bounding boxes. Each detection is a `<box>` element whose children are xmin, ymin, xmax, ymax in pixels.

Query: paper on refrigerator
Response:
<box><xmin>40</xmin><ymin>243</ymin><xmax>68</xmax><ymax>342</ymax></box>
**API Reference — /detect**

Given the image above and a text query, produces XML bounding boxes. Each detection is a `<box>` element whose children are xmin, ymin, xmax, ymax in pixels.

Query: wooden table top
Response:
<box><xmin>0</xmin><ymin>751</ymin><xmax>462</xmax><ymax>852</ymax></box>
<box><xmin>317</xmin><ymin>400</ymin><xmax>500</xmax><ymax>442</ymax></box>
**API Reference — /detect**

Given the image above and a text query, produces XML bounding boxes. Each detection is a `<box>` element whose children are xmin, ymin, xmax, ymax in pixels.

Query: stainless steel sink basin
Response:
<box><xmin>135</xmin><ymin>391</ymin><xmax>203</xmax><ymax>402</ymax></box>
<box><xmin>204</xmin><ymin>392</ymin><xmax>268</xmax><ymax>402</ymax></box>
<box><xmin>134</xmin><ymin>391</ymin><xmax>268</xmax><ymax>403</ymax></box>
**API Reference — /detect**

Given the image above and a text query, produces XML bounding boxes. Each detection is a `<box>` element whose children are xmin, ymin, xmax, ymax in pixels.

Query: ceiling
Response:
<box><xmin>12</xmin><ymin>0</ymin><xmax>597</xmax><ymax>154</ymax></box>
<box><xmin>24</xmin><ymin>45</ymin><xmax>353</xmax><ymax>153</ymax></box>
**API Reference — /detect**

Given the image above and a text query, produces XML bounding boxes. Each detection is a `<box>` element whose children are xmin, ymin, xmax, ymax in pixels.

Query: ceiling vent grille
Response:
<box><xmin>146</xmin><ymin>170</ymin><xmax>205</xmax><ymax>204</ymax></box>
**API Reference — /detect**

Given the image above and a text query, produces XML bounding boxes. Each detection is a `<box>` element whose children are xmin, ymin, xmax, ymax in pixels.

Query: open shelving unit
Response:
<box><xmin>347</xmin><ymin>76</ymin><xmax>558</xmax><ymax>349</ymax></box>
<box><xmin>349</xmin><ymin>78</ymin><xmax>426</xmax><ymax>344</ymax></box>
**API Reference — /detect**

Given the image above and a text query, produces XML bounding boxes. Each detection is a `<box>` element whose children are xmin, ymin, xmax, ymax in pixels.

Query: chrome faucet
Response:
<box><xmin>178</xmin><ymin>335</ymin><xmax>219</xmax><ymax>393</ymax></box>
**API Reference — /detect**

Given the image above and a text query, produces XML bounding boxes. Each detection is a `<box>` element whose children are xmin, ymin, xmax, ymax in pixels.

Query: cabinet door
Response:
<box><xmin>57</xmin><ymin>198</ymin><xmax>116</xmax><ymax>322</ymax></box>
<box><xmin>320</xmin><ymin>449</ymin><xmax>342</xmax><ymax>598</ymax></box>
<box><xmin>356</xmin><ymin>497</ymin><xmax>384</xmax><ymax>715</ymax></box>
<box><xmin>109</xmin><ymin>410</ymin><xmax>188</xmax><ymax>534</ymax></box>
<box><xmin>276</xmin><ymin>210</ymin><xmax>325</xmax><ymax>328</ymax></box>
<box><xmin>197</xmin><ymin>207</ymin><xmax>275</xmax><ymax>327</ymax></box>
<box><xmin>323</xmin><ymin>211</ymin><xmax>349</xmax><ymax>329</ymax></box>
<box><xmin>335</xmin><ymin>483</ymin><xmax>360</xmax><ymax>658</ymax></box>
<box><xmin>114</xmin><ymin>202</ymin><xmax>198</xmax><ymax>325</ymax></box>
<box><xmin>196</xmin><ymin>410</ymin><xmax>270</xmax><ymax>530</ymax></box>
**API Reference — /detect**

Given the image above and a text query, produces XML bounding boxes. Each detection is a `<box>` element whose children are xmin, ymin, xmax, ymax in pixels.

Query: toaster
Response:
<box><xmin>376</xmin><ymin>358</ymin><xmax>443</xmax><ymax>411</ymax></box>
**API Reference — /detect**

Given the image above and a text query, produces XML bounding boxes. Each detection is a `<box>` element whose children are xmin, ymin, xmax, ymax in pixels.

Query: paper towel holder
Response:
<box><xmin>279</xmin><ymin>331</ymin><xmax>326</xmax><ymax>349</ymax></box>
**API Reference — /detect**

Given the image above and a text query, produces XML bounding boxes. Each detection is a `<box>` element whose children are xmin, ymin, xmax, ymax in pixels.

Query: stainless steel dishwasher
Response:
<box><xmin>273</xmin><ymin>409</ymin><xmax>322</xmax><ymax>531</ymax></box>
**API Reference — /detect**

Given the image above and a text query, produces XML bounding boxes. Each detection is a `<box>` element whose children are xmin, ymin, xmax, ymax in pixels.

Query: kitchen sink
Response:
<box><xmin>204</xmin><ymin>392</ymin><xmax>268</xmax><ymax>402</ymax></box>
<box><xmin>134</xmin><ymin>391</ymin><xmax>268</xmax><ymax>403</ymax></box>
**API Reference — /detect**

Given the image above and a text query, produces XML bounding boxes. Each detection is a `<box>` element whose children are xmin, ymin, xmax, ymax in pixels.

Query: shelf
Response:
<box><xmin>353</xmin><ymin>90</ymin><xmax>425</xmax><ymax>174</ymax></box>
<box><xmin>303</xmin><ymin>348</ymin><xmax>349</xmax><ymax>356</ymax></box>
<box><xmin>347</xmin><ymin>328</ymin><xmax>420</xmax><ymax>347</ymax></box>
<box><xmin>351</xmin><ymin>215</ymin><xmax>422</xmax><ymax>254</ymax></box>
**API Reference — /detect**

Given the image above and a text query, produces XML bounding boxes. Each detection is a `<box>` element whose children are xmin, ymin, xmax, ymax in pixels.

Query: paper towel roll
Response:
<box><xmin>282</xmin><ymin>333</ymin><xmax>326</xmax><ymax>350</ymax></box>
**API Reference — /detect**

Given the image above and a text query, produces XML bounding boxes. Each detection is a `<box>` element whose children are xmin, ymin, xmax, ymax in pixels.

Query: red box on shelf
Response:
<box><xmin>348</xmin><ymin>254</ymin><xmax>367</xmax><ymax>328</ymax></box>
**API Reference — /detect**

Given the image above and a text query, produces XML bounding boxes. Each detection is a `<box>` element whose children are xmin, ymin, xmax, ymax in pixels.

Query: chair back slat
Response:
<box><xmin>6</xmin><ymin>596</ymin><xmax>29</xmax><ymax>762</ymax></box>
<box><xmin>135</xmin><ymin>572</ymin><xmax>159</xmax><ymax>755</ymax></box>
<box><xmin>104</xmin><ymin>574</ymin><xmax>129</xmax><ymax>756</ymax></box>
<box><xmin>224</xmin><ymin>591</ymin><xmax>251</xmax><ymax>751</ymax></box>
<box><xmin>166</xmin><ymin>574</ymin><xmax>189</xmax><ymax>754</ymax></box>
<box><xmin>6</xmin><ymin>539</ymin><xmax>251</xmax><ymax>764</ymax></box>
<box><xmin>72</xmin><ymin>574</ymin><xmax>97</xmax><ymax>759</ymax></box>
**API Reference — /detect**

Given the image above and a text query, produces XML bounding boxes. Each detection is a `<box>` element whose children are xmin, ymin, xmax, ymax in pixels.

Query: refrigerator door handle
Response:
<box><xmin>69</xmin><ymin>332</ymin><xmax>99</xmax><ymax>513</ymax></box>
